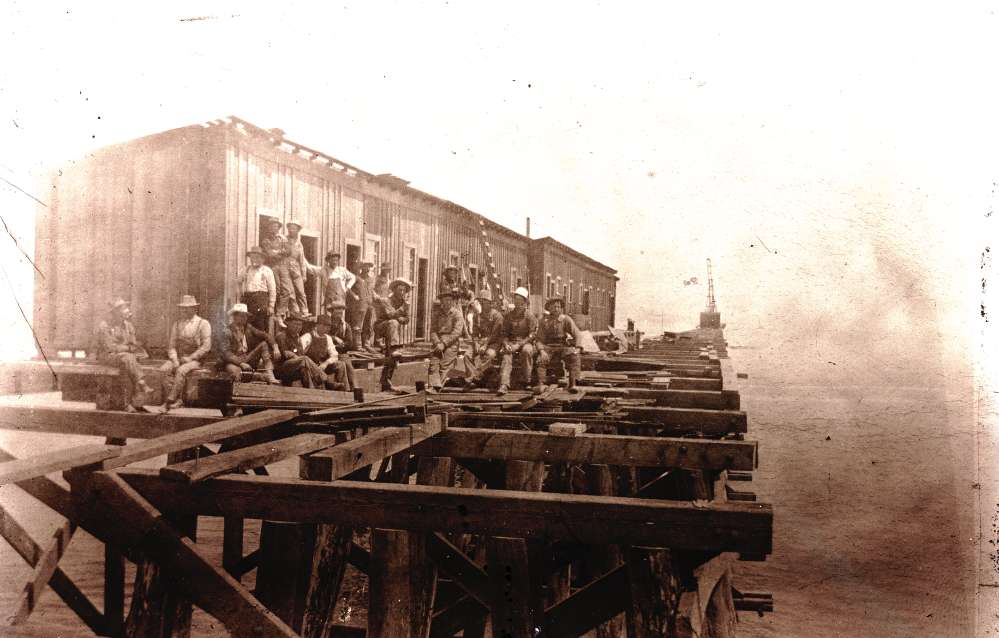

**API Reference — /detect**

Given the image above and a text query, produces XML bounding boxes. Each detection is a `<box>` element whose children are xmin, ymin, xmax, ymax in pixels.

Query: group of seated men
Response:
<box><xmin>94</xmin><ymin>247</ymin><xmax>584</xmax><ymax>411</ymax></box>
<box><xmin>428</xmin><ymin>283</ymin><xmax>584</xmax><ymax>397</ymax></box>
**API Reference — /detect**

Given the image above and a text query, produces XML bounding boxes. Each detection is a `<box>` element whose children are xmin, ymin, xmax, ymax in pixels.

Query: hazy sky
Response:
<box><xmin>0</xmin><ymin>2</ymin><xmax>995</xmax><ymax>383</ymax></box>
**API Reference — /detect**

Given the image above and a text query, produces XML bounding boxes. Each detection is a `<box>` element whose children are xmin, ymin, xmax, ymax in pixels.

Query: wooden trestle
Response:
<box><xmin>0</xmin><ymin>336</ymin><xmax>771</xmax><ymax>637</ymax></box>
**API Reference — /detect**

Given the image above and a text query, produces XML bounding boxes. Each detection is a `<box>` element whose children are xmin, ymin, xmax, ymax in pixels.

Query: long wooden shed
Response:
<box><xmin>33</xmin><ymin>116</ymin><xmax>615</xmax><ymax>355</ymax></box>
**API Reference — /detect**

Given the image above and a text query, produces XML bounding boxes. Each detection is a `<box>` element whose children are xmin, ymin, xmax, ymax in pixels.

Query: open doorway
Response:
<box><xmin>416</xmin><ymin>257</ymin><xmax>429</xmax><ymax>339</ymax></box>
<box><xmin>345</xmin><ymin>243</ymin><xmax>362</xmax><ymax>274</ymax></box>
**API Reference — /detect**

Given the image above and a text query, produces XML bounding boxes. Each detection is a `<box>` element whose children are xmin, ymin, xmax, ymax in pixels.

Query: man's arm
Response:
<box><xmin>565</xmin><ymin>316</ymin><xmax>583</xmax><ymax>348</ymax></box>
<box><xmin>264</xmin><ymin>267</ymin><xmax>277</xmax><ymax>314</ymax></box>
<box><xmin>190</xmin><ymin>319</ymin><xmax>212</xmax><ymax>361</ymax></box>
<box><xmin>219</xmin><ymin>329</ymin><xmax>241</xmax><ymax>366</ymax></box>
<box><xmin>342</xmin><ymin>268</ymin><xmax>357</xmax><ymax>291</ymax></box>
<box><xmin>166</xmin><ymin>321</ymin><xmax>179</xmax><ymax>363</ymax></box>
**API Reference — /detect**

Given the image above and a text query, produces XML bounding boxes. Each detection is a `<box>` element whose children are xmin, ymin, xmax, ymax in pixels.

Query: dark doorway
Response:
<box><xmin>345</xmin><ymin>243</ymin><xmax>362</xmax><ymax>273</ymax></box>
<box><xmin>416</xmin><ymin>257</ymin><xmax>429</xmax><ymax>339</ymax></box>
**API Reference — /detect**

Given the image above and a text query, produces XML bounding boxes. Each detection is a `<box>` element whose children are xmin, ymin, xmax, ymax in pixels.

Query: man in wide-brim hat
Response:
<box><xmin>427</xmin><ymin>288</ymin><xmax>465</xmax><ymax>393</ymax></box>
<box><xmin>318</xmin><ymin>250</ymin><xmax>357</xmax><ymax>326</ymax></box>
<box><xmin>283</xmin><ymin>219</ymin><xmax>320</xmax><ymax>318</ymax></box>
<box><xmin>259</xmin><ymin>218</ymin><xmax>294</xmax><ymax>322</ymax></box>
<box><xmin>95</xmin><ymin>298</ymin><xmax>151</xmax><ymax>412</ymax></box>
<box><xmin>217</xmin><ymin>302</ymin><xmax>280</xmax><ymax>384</ymax></box>
<box><xmin>535</xmin><ymin>295</ymin><xmax>582</xmax><ymax>394</ymax></box>
<box><xmin>301</xmin><ymin>312</ymin><xmax>354</xmax><ymax>391</ymax></box>
<box><xmin>373</xmin><ymin>277</ymin><xmax>412</xmax><ymax>392</ymax></box>
<box><xmin>159</xmin><ymin>295</ymin><xmax>213</xmax><ymax>411</ymax></box>
<box><xmin>273</xmin><ymin>312</ymin><xmax>328</xmax><ymax>388</ymax></box>
<box><xmin>238</xmin><ymin>245</ymin><xmax>277</xmax><ymax>332</ymax></box>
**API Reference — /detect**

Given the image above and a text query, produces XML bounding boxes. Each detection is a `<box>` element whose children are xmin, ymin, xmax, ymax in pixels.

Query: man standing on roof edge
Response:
<box><xmin>495</xmin><ymin>286</ymin><xmax>538</xmax><ymax>396</ymax></box>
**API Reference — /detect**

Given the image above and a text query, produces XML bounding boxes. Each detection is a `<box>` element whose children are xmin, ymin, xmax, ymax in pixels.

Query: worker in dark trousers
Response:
<box><xmin>301</xmin><ymin>314</ymin><xmax>352</xmax><ymax>391</ymax></box>
<box><xmin>373</xmin><ymin>278</ymin><xmax>412</xmax><ymax>393</ymax></box>
<box><xmin>96</xmin><ymin>298</ymin><xmax>151</xmax><ymax>412</ymax></box>
<box><xmin>496</xmin><ymin>286</ymin><xmax>538</xmax><ymax>396</ymax></box>
<box><xmin>273</xmin><ymin>313</ymin><xmax>327</xmax><ymax>388</ymax></box>
<box><xmin>465</xmin><ymin>286</ymin><xmax>505</xmax><ymax>389</ymax></box>
<box><xmin>237</xmin><ymin>245</ymin><xmax>277</xmax><ymax>332</ymax></box>
<box><xmin>535</xmin><ymin>296</ymin><xmax>583</xmax><ymax>394</ymax></box>
<box><xmin>348</xmin><ymin>262</ymin><xmax>376</xmax><ymax>352</ymax></box>
<box><xmin>260</xmin><ymin>218</ymin><xmax>292</xmax><ymax>325</ymax></box>
<box><xmin>428</xmin><ymin>289</ymin><xmax>465</xmax><ymax>393</ymax></box>
<box><xmin>217</xmin><ymin>303</ymin><xmax>280</xmax><ymax>384</ymax></box>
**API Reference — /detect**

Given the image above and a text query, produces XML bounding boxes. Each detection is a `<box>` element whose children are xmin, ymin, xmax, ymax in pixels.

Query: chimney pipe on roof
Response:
<box><xmin>526</xmin><ymin>217</ymin><xmax>531</xmax><ymax>238</ymax></box>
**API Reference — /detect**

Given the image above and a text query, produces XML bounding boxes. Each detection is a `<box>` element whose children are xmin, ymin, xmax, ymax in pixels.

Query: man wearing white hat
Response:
<box><xmin>217</xmin><ymin>303</ymin><xmax>280</xmax><ymax>384</ymax></box>
<box><xmin>96</xmin><ymin>298</ymin><xmax>151</xmax><ymax>412</ymax></box>
<box><xmin>284</xmin><ymin>219</ymin><xmax>320</xmax><ymax>316</ymax></box>
<box><xmin>495</xmin><ymin>286</ymin><xmax>538</xmax><ymax>396</ymax></box>
<box><xmin>159</xmin><ymin>295</ymin><xmax>212</xmax><ymax>410</ymax></box>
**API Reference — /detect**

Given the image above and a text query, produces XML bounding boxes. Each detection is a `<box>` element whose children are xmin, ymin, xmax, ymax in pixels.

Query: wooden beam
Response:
<box><xmin>426</xmin><ymin>533</ymin><xmax>490</xmax><ymax>607</ymax></box>
<box><xmin>449</xmin><ymin>408</ymin><xmax>748</xmax><ymax>435</ymax></box>
<box><xmin>487</xmin><ymin>537</ymin><xmax>535</xmax><ymax>638</ymax></box>
<box><xmin>0</xmin><ymin>444</ymin><xmax>120</xmax><ymax>485</ymax></box>
<box><xmin>0</xmin><ymin>405</ymin><xmax>219</xmax><ymax>438</ymax></box>
<box><xmin>542</xmin><ymin>565</ymin><xmax>629</xmax><ymax>638</ymax></box>
<box><xmin>305</xmin><ymin>420</ymin><xmax>443</xmax><ymax>480</ymax></box>
<box><xmin>83</xmin><ymin>471</ymin><xmax>299</xmax><ymax>638</ymax></box>
<box><xmin>103</xmin><ymin>409</ymin><xmax>298</xmax><ymax>470</ymax></box>
<box><xmin>419</xmin><ymin>428</ymin><xmax>756</xmax><ymax>471</ymax></box>
<box><xmin>116</xmin><ymin>469</ymin><xmax>773</xmax><ymax>553</ymax></box>
<box><xmin>160</xmin><ymin>433</ymin><xmax>339</xmax><ymax>483</ymax></box>
<box><xmin>11</xmin><ymin>521</ymin><xmax>77</xmax><ymax>624</ymax></box>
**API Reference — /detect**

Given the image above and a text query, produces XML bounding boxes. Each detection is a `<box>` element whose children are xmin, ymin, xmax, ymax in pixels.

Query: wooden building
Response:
<box><xmin>528</xmin><ymin>236</ymin><xmax>618</xmax><ymax>330</ymax></box>
<box><xmin>34</xmin><ymin>116</ymin><xmax>615</xmax><ymax>354</ymax></box>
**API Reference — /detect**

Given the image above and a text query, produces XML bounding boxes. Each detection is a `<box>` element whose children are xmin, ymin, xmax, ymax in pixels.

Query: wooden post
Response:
<box><xmin>223</xmin><ymin>517</ymin><xmax>244</xmax><ymax>577</ymax></box>
<box><xmin>104</xmin><ymin>540</ymin><xmax>125</xmax><ymax>637</ymax></box>
<box><xmin>300</xmin><ymin>451</ymin><xmax>355</xmax><ymax>638</ymax></box>
<box><xmin>624</xmin><ymin>547</ymin><xmax>681</xmax><ymax>638</ymax></box>
<box><xmin>369</xmin><ymin>456</ymin><xmax>453</xmax><ymax>638</ymax></box>
<box><xmin>582</xmin><ymin>464</ymin><xmax>625</xmax><ymax>638</ymax></box>
<box><xmin>124</xmin><ymin>449</ymin><xmax>197</xmax><ymax>637</ymax></box>
<box><xmin>255</xmin><ymin>521</ymin><xmax>312</xmax><ymax>631</ymax></box>
<box><xmin>487</xmin><ymin>537</ymin><xmax>536</xmax><ymax>638</ymax></box>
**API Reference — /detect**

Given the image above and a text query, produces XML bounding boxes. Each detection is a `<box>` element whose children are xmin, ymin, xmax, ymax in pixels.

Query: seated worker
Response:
<box><xmin>218</xmin><ymin>303</ymin><xmax>280</xmax><ymax>384</ymax></box>
<box><xmin>329</xmin><ymin>311</ymin><xmax>358</xmax><ymax>390</ymax></box>
<box><xmin>318</xmin><ymin>250</ymin><xmax>356</xmax><ymax>325</ymax></box>
<box><xmin>372</xmin><ymin>278</ymin><xmax>411</xmax><ymax>393</ymax></box>
<box><xmin>96</xmin><ymin>298</ymin><xmax>152</xmax><ymax>412</ymax></box>
<box><xmin>301</xmin><ymin>314</ymin><xmax>353</xmax><ymax>391</ymax></box>
<box><xmin>465</xmin><ymin>286</ymin><xmax>504</xmax><ymax>389</ymax></box>
<box><xmin>427</xmin><ymin>289</ymin><xmax>465</xmax><ymax>393</ymax></box>
<box><xmin>535</xmin><ymin>296</ymin><xmax>583</xmax><ymax>394</ymax></box>
<box><xmin>159</xmin><ymin>295</ymin><xmax>212</xmax><ymax>411</ymax></box>
<box><xmin>237</xmin><ymin>246</ymin><xmax>277</xmax><ymax>332</ymax></box>
<box><xmin>496</xmin><ymin>287</ymin><xmax>538</xmax><ymax>396</ymax></box>
<box><xmin>274</xmin><ymin>314</ymin><xmax>327</xmax><ymax>388</ymax></box>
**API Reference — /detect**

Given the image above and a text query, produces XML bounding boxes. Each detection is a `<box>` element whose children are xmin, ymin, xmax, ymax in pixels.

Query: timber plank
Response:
<box><xmin>0</xmin><ymin>405</ymin><xmax>219</xmax><ymax>438</ymax></box>
<box><xmin>0</xmin><ymin>444</ymin><xmax>120</xmax><ymax>485</ymax></box>
<box><xmin>426</xmin><ymin>533</ymin><xmax>490</xmax><ymax>607</ymax></box>
<box><xmin>103</xmin><ymin>409</ymin><xmax>298</xmax><ymax>469</ymax></box>
<box><xmin>160</xmin><ymin>433</ymin><xmax>340</xmax><ymax>483</ymax></box>
<box><xmin>420</xmin><ymin>428</ymin><xmax>756</xmax><ymax>471</ymax></box>
<box><xmin>542</xmin><ymin>565</ymin><xmax>629</xmax><ymax>638</ymax></box>
<box><xmin>306</xmin><ymin>420</ymin><xmax>443</xmax><ymax>479</ymax></box>
<box><xmin>11</xmin><ymin>522</ymin><xmax>78</xmax><ymax>624</ymax></box>
<box><xmin>116</xmin><ymin>469</ymin><xmax>774</xmax><ymax>553</ymax></box>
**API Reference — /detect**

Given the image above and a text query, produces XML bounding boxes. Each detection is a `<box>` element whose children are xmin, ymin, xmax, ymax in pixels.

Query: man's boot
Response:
<box><xmin>567</xmin><ymin>368</ymin><xmax>580</xmax><ymax>393</ymax></box>
<box><xmin>262</xmin><ymin>361</ymin><xmax>280</xmax><ymax>385</ymax></box>
<box><xmin>351</xmin><ymin>328</ymin><xmax>364</xmax><ymax>352</ymax></box>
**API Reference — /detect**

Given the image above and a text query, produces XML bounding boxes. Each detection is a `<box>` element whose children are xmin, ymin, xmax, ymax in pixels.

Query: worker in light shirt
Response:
<box><xmin>317</xmin><ymin>251</ymin><xmax>357</xmax><ymax>325</ymax></box>
<box><xmin>237</xmin><ymin>246</ymin><xmax>277</xmax><ymax>332</ymax></box>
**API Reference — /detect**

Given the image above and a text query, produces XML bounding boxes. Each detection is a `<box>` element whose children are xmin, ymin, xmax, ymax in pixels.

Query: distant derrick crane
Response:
<box><xmin>699</xmin><ymin>258</ymin><xmax>721</xmax><ymax>329</ymax></box>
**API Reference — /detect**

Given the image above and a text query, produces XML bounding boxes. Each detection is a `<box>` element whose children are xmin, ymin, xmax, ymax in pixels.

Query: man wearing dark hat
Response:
<box><xmin>318</xmin><ymin>250</ymin><xmax>356</xmax><ymax>325</ymax></box>
<box><xmin>348</xmin><ymin>261</ymin><xmax>377</xmax><ymax>352</ymax></box>
<box><xmin>301</xmin><ymin>314</ymin><xmax>353</xmax><ymax>391</ymax></box>
<box><xmin>465</xmin><ymin>286</ymin><xmax>505</xmax><ymax>389</ymax></box>
<box><xmin>428</xmin><ymin>288</ymin><xmax>466</xmax><ymax>392</ymax></box>
<box><xmin>496</xmin><ymin>287</ymin><xmax>538</xmax><ymax>396</ymax></box>
<box><xmin>96</xmin><ymin>299</ymin><xmax>151</xmax><ymax>412</ymax></box>
<box><xmin>218</xmin><ymin>303</ymin><xmax>280</xmax><ymax>384</ymax></box>
<box><xmin>535</xmin><ymin>296</ymin><xmax>583</xmax><ymax>394</ymax></box>
<box><xmin>238</xmin><ymin>245</ymin><xmax>277</xmax><ymax>332</ymax></box>
<box><xmin>373</xmin><ymin>278</ymin><xmax>412</xmax><ymax>392</ymax></box>
<box><xmin>159</xmin><ymin>295</ymin><xmax>212</xmax><ymax>411</ymax></box>
<box><xmin>260</xmin><ymin>218</ymin><xmax>293</xmax><ymax>321</ymax></box>
<box><xmin>273</xmin><ymin>313</ymin><xmax>327</xmax><ymax>388</ymax></box>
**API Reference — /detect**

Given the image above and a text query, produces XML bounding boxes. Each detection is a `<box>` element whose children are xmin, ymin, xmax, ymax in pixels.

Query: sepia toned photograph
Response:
<box><xmin>0</xmin><ymin>3</ymin><xmax>995</xmax><ymax>637</ymax></box>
